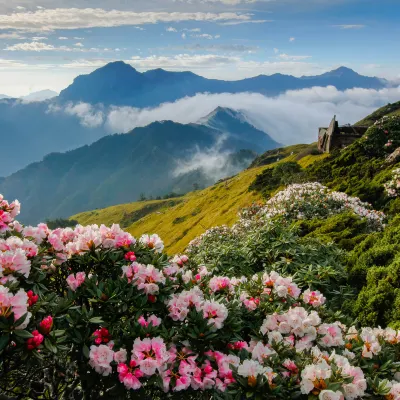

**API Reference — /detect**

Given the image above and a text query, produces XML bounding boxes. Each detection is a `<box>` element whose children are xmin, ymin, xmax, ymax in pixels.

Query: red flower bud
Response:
<box><xmin>39</xmin><ymin>316</ymin><xmax>53</xmax><ymax>335</ymax></box>
<box><xmin>124</xmin><ymin>251</ymin><xmax>136</xmax><ymax>262</ymax></box>
<box><xmin>27</xmin><ymin>290</ymin><xmax>39</xmax><ymax>307</ymax></box>
<box><xmin>148</xmin><ymin>295</ymin><xmax>157</xmax><ymax>303</ymax></box>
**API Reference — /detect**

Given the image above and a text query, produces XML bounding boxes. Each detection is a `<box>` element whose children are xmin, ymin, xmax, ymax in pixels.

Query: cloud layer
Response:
<box><xmin>0</xmin><ymin>8</ymin><xmax>252</xmax><ymax>31</ymax></box>
<box><xmin>49</xmin><ymin>85</ymin><xmax>400</xmax><ymax>145</ymax></box>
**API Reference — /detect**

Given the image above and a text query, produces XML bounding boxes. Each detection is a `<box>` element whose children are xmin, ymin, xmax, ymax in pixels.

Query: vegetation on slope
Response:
<box><xmin>357</xmin><ymin>101</ymin><xmax>400</xmax><ymax>126</ymax></box>
<box><xmin>72</xmin><ymin>144</ymin><xmax>327</xmax><ymax>253</ymax></box>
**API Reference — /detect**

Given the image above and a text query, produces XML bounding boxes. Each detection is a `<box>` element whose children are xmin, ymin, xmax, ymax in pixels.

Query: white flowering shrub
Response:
<box><xmin>1</xmin><ymin>193</ymin><xmax>400</xmax><ymax>399</ymax></box>
<box><xmin>250</xmin><ymin>182</ymin><xmax>385</xmax><ymax>231</ymax></box>
<box><xmin>385</xmin><ymin>168</ymin><xmax>400</xmax><ymax>198</ymax></box>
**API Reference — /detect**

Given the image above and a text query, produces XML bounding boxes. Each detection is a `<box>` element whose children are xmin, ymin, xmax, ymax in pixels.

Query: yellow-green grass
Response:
<box><xmin>72</xmin><ymin>145</ymin><xmax>324</xmax><ymax>253</ymax></box>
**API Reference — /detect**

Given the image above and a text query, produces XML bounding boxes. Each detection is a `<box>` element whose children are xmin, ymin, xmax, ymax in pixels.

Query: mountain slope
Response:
<box><xmin>0</xmin><ymin>108</ymin><xmax>279</xmax><ymax>224</ymax></box>
<box><xmin>58</xmin><ymin>62</ymin><xmax>388</xmax><ymax>107</ymax></box>
<box><xmin>356</xmin><ymin>101</ymin><xmax>400</xmax><ymax>126</ymax></box>
<box><xmin>0</xmin><ymin>99</ymin><xmax>108</xmax><ymax>176</ymax></box>
<box><xmin>72</xmin><ymin>144</ymin><xmax>327</xmax><ymax>253</ymax></box>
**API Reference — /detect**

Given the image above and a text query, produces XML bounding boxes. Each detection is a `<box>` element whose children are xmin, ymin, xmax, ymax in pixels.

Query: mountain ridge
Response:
<box><xmin>58</xmin><ymin>62</ymin><xmax>389</xmax><ymax>107</ymax></box>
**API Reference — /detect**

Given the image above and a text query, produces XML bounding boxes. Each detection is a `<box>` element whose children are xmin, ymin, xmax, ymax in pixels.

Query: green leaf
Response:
<box><xmin>13</xmin><ymin>330</ymin><xmax>33</xmax><ymax>338</ymax></box>
<box><xmin>0</xmin><ymin>334</ymin><xmax>10</xmax><ymax>351</ymax></box>
<box><xmin>83</xmin><ymin>344</ymin><xmax>90</xmax><ymax>358</ymax></box>
<box><xmin>13</xmin><ymin>313</ymin><xmax>28</xmax><ymax>327</ymax></box>
<box><xmin>89</xmin><ymin>317</ymin><xmax>103</xmax><ymax>324</ymax></box>
<box><xmin>44</xmin><ymin>338</ymin><xmax>57</xmax><ymax>354</ymax></box>
<box><xmin>52</xmin><ymin>330</ymin><xmax>66</xmax><ymax>337</ymax></box>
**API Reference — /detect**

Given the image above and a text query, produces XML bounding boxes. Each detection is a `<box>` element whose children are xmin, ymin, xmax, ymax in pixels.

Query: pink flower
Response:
<box><xmin>202</xmin><ymin>301</ymin><xmax>228</xmax><ymax>331</ymax></box>
<box><xmin>303</xmin><ymin>289</ymin><xmax>326</xmax><ymax>307</ymax></box>
<box><xmin>114</xmin><ymin>348</ymin><xmax>127</xmax><ymax>363</ymax></box>
<box><xmin>0</xmin><ymin>287</ymin><xmax>31</xmax><ymax>329</ymax></box>
<box><xmin>139</xmin><ymin>234</ymin><xmax>164</xmax><ymax>253</ymax></box>
<box><xmin>132</xmin><ymin>337</ymin><xmax>168</xmax><ymax>376</ymax></box>
<box><xmin>117</xmin><ymin>360</ymin><xmax>144</xmax><ymax>390</ymax></box>
<box><xmin>66</xmin><ymin>271</ymin><xmax>86</xmax><ymax>291</ymax></box>
<box><xmin>138</xmin><ymin>314</ymin><xmax>162</xmax><ymax>328</ymax></box>
<box><xmin>0</xmin><ymin>248</ymin><xmax>31</xmax><ymax>280</ymax></box>
<box><xmin>209</xmin><ymin>276</ymin><xmax>232</xmax><ymax>293</ymax></box>
<box><xmin>89</xmin><ymin>345</ymin><xmax>114</xmax><ymax>376</ymax></box>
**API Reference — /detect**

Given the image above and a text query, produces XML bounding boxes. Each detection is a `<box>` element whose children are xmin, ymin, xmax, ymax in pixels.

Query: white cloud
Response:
<box><xmin>219</xmin><ymin>19</ymin><xmax>271</xmax><ymax>25</ymax></box>
<box><xmin>183</xmin><ymin>43</ymin><xmax>258</xmax><ymax>53</ymax></box>
<box><xmin>101</xmin><ymin>86</ymin><xmax>400</xmax><ymax>144</ymax></box>
<box><xmin>129</xmin><ymin>54</ymin><xmax>239</xmax><ymax>69</ymax></box>
<box><xmin>15</xmin><ymin>6</ymin><xmax>26</xmax><ymax>10</ymax></box>
<box><xmin>0</xmin><ymin>8</ymin><xmax>252</xmax><ymax>32</ymax></box>
<box><xmin>0</xmin><ymin>32</ymin><xmax>26</xmax><ymax>39</ymax></box>
<box><xmin>182</xmin><ymin>32</ymin><xmax>187</xmax><ymax>39</ymax></box>
<box><xmin>191</xmin><ymin>33</ymin><xmax>220</xmax><ymax>40</ymax></box>
<box><xmin>5</xmin><ymin>41</ymin><xmax>56</xmax><ymax>51</ymax></box>
<box><xmin>278</xmin><ymin>53</ymin><xmax>312</xmax><ymax>61</ymax></box>
<box><xmin>334</xmin><ymin>24</ymin><xmax>366</xmax><ymax>29</ymax></box>
<box><xmin>31</xmin><ymin>36</ymin><xmax>47</xmax><ymax>41</ymax></box>
<box><xmin>166</xmin><ymin>26</ymin><xmax>178</xmax><ymax>32</ymax></box>
<box><xmin>4</xmin><ymin>41</ymin><xmax>113</xmax><ymax>53</ymax></box>
<box><xmin>183</xmin><ymin>28</ymin><xmax>201</xmax><ymax>32</ymax></box>
<box><xmin>63</xmin><ymin>102</ymin><xmax>104</xmax><ymax>128</ymax></box>
<box><xmin>273</xmin><ymin>48</ymin><xmax>279</xmax><ymax>54</ymax></box>
<box><xmin>173</xmin><ymin>134</ymin><xmax>241</xmax><ymax>181</ymax></box>
<box><xmin>289</xmin><ymin>37</ymin><xmax>295</xmax><ymax>42</ymax></box>
<box><xmin>74</xmin><ymin>36</ymin><xmax>84</xmax><ymax>39</ymax></box>
<box><xmin>58</xmin><ymin>36</ymin><xmax>68</xmax><ymax>40</ymax></box>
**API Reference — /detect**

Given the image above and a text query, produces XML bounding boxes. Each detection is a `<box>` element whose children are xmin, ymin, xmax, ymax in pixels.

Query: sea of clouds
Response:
<box><xmin>50</xmin><ymin>85</ymin><xmax>400</xmax><ymax>145</ymax></box>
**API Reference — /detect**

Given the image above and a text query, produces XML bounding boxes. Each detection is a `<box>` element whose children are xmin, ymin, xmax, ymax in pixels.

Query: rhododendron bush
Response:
<box><xmin>255</xmin><ymin>182</ymin><xmax>385</xmax><ymax>231</ymax></box>
<box><xmin>385</xmin><ymin>168</ymin><xmax>400</xmax><ymax>198</ymax></box>
<box><xmin>2</xmin><ymin>194</ymin><xmax>400</xmax><ymax>399</ymax></box>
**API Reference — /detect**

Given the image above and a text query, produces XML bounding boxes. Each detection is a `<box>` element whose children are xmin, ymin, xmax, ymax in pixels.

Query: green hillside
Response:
<box><xmin>357</xmin><ymin>101</ymin><xmax>400</xmax><ymax>126</ymax></box>
<box><xmin>72</xmin><ymin>144</ymin><xmax>327</xmax><ymax>253</ymax></box>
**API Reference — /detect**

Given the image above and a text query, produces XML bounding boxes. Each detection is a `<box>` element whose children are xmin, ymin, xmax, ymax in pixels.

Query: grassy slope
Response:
<box><xmin>357</xmin><ymin>101</ymin><xmax>400</xmax><ymax>126</ymax></box>
<box><xmin>72</xmin><ymin>145</ymin><xmax>327</xmax><ymax>253</ymax></box>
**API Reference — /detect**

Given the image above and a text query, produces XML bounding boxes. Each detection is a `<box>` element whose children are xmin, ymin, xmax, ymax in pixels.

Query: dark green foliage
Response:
<box><xmin>249</xmin><ymin>161</ymin><xmax>305</xmax><ymax>196</ymax></box>
<box><xmin>295</xmin><ymin>212</ymin><xmax>369</xmax><ymax>251</ymax></box>
<box><xmin>357</xmin><ymin>101</ymin><xmax>400</xmax><ymax>126</ymax></box>
<box><xmin>46</xmin><ymin>218</ymin><xmax>78</xmax><ymax>229</ymax></box>
<box><xmin>348</xmin><ymin>216</ymin><xmax>400</xmax><ymax>327</ymax></box>
<box><xmin>188</xmin><ymin>221</ymin><xmax>350</xmax><ymax>304</ymax></box>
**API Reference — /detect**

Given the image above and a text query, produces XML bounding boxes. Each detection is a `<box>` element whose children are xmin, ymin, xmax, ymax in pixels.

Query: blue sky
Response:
<box><xmin>0</xmin><ymin>0</ymin><xmax>398</xmax><ymax>96</ymax></box>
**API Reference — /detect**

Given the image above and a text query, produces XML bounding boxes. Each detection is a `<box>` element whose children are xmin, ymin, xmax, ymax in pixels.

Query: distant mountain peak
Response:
<box><xmin>325</xmin><ymin>66</ymin><xmax>359</xmax><ymax>77</ymax></box>
<box><xmin>100</xmin><ymin>61</ymin><xmax>136</xmax><ymax>71</ymax></box>
<box><xmin>197</xmin><ymin>107</ymin><xmax>247</xmax><ymax>126</ymax></box>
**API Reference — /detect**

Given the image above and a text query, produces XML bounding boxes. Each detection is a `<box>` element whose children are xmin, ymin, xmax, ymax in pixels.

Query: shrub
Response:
<box><xmin>2</xmin><ymin>193</ymin><xmax>400</xmax><ymax>399</ymax></box>
<box><xmin>254</xmin><ymin>182</ymin><xmax>385</xmax><ymax>231</ymax></box>
<box><xmin>385</xmin><ymin>167</ymin><xmax>400</xmax><ymax>198</ymax></box>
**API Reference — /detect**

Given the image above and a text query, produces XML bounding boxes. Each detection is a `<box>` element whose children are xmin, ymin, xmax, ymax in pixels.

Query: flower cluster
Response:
<box><xmin>385</xmin><ymin>168</ymin><xmax>400</xmax><ymax>198</ymax></box>
<box><xmin>1</xmin><ymin>192</ymin><xmax>400</xmax><ymax>399</ymax></box>
<box><xmin>0</xmin><ymin>194</ymin><xmax>20</xmax><ymax>233</ymax></box>
<box><xmin>245</xmin><ymin>182</ymin><xmax>386</xmax><ymax>230</ymax></box>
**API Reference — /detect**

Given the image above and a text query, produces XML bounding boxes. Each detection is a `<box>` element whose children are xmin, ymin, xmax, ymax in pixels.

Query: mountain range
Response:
<box><xmin>0</xmin><ymin>107</ymin><xmax>279</xmax><ymax>224</ymax></box>
<box><xmin>0</xmin><ymin>62</ymin><xmax>391</xmax><ymax>177</ymax></box>
<box><xmin>58</xmin><ymin>62</ymin><xmax>389</xmax><ymax>107</ymax></box>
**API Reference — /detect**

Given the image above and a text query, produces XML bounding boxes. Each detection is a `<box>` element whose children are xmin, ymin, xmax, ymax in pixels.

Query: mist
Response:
<box><xmin>50</xmin><ymin>85</ymin><xmax>400</xmax><ymax>145</ymax></box>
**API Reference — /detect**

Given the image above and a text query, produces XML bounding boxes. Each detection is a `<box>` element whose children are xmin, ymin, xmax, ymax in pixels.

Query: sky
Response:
<box><xmin>0</xmin><ymin>0</ymin><xmax>399</xmax><ymax>97</ymax></box>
